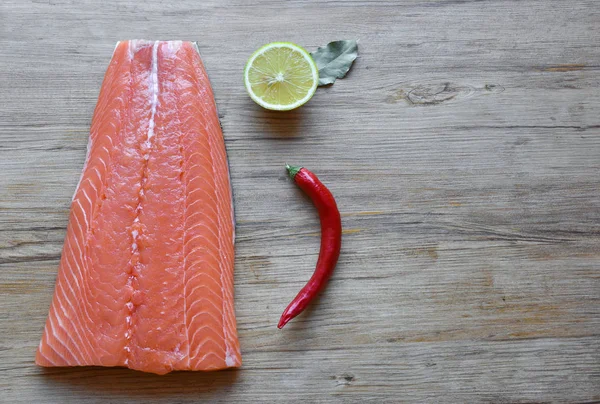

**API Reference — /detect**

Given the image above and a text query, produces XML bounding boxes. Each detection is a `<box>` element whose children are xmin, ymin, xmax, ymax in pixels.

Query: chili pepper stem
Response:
<box><xmin>285</xmin><ymin>164</ymin><xmax>302</xmax><ymax>179</ymax></box>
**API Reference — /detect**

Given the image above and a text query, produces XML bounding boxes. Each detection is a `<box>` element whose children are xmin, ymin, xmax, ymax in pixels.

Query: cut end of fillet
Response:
<box><xmin>36</xmin><ymin>40</ymin><xmax>240</xmax><ymax>375</ymax></box>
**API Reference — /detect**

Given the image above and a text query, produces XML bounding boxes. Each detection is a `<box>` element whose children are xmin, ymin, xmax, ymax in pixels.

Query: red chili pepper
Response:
<box><xmin>278</xmin><ymin>165</ymin><xmax>342</xmax><ymax>329</ymax></box>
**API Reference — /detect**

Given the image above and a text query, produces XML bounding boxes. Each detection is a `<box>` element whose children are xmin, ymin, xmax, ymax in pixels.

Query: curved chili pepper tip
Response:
<box><xmin>285</xmin><ymin>164</ymin><xmax>302</xmax><ymax>179</ymax></box>
<box><xmin>277</xmin><ymin>316</ymin><xmax>290</xmax><ymax>329</ymax></box>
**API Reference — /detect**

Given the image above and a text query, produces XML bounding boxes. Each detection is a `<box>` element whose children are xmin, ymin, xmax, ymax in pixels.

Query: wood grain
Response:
<box><xmin>1</xmin><ymin>0</ymin><xmax>599</xmax><ymax>402</ymax></box>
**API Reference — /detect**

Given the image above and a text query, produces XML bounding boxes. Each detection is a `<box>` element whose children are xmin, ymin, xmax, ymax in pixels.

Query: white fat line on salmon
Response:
<box><xmin>130</xmin><ymin>40</ymin><xmax>158</xmax><ymax>251</ymax></box>
<box><xmin>131</xmin><ymin>229</ymin><xmax>139</xmax><ymax>252</ymax></box>
<box><xmin>145</xmin><ymin>40</ymin><xmax>159</xmax><ymax>153</ymax></box>
<box><xmin>225</xmin><ymin>351</ymin><xmax>236</xmax><ymax>367</ymax></box>
<box><xmin>166</xmin><ymin>40</ymin><xmax>182</xmax><ymax>52</ymax></box>
<box><xmin>124</xmin><ymin>41</ymin><xmax>160</xmax><ymax>360</ymax></box>
<box><xmin>72</xmin><ymin>134</ymin><xmax>93</xmax><ymax>202</ymax></box>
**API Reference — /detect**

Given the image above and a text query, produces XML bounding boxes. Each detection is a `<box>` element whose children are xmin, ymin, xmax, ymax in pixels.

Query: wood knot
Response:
<box><xmin>407</xmin><ymin>82</ymin><xmax>470</xmax><ymax>105</ymax></box>
<box><xmin>332</xmin><ymin>373</ymin><xmax>355</xmax><ymax>386</ymax></box>
<box><xmin>387</xmin><ymin>82</ymin><xmax>504</xmax><ymax>106</ymax></box>
<box><xmin>484</xmin><ymin>83</ymin><xmax>505</xmax><ymax>93</ymax></box>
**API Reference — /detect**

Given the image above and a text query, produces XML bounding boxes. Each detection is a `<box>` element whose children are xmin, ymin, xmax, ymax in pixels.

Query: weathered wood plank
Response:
<box><xmin>2</xmin><ymin>337</ymin><xmax>599</xmax><ymax>403</ymax></box>
<box><xmin>1</xmin><ymin>0</ymin><xmax>599</xmax><ymax>402</ymax></box>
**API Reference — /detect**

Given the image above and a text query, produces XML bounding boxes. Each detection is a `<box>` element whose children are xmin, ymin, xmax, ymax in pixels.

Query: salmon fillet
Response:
<box><xmin>36</xmin><ymin>40</ymin><xmax>241</xmax><ymax>375</ymax></box>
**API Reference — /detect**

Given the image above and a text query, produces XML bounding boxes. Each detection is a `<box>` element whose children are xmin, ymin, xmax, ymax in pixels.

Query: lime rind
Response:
<box><xmin>244</xmin><ymin>42</ymin><xmax>319</xmax><ymax>111</ymax></box>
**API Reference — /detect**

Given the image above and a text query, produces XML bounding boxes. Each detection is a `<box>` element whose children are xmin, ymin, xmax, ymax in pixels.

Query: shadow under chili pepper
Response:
<box><xmin>280</xmin><ymin>303</ymin><xmax>320</xmax><ymax>331</ymax></box>
<box><xmin>279</xmin><ymin>282</ymin><xmax>336</xmax><ymax>331</ymax></box>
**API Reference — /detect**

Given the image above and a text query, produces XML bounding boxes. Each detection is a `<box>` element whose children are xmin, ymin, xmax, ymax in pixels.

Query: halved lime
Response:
<box><xmin>244</xmin><ymin>42</ymin><xmax>319</xmax><ymax>111</ymax></box>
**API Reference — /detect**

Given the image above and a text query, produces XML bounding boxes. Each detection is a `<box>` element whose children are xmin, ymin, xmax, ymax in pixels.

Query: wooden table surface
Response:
<box><xmin>1</xmin><ymin>0</ymin><xmax>599</xmax><ymax>402</ymax></box>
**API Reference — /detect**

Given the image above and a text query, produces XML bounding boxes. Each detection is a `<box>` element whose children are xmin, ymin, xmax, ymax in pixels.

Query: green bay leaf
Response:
<box><xmin>310</xmin><ymin>40</ymin><xmax>358</xmax><ymax>86</ymax></box>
